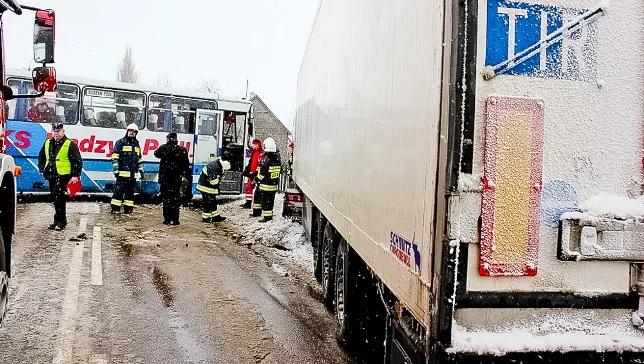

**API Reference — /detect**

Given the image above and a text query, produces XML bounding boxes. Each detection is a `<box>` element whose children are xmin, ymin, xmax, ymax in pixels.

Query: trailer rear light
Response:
<box><xmin>286</xmin><ymin>193</ymin><xmax>302</xmax><ymax>202</ymax></box>
<box><xmin>14</xmin><ymin>166</ymin><xmax>21</xmax><ymax>177</ymax></box>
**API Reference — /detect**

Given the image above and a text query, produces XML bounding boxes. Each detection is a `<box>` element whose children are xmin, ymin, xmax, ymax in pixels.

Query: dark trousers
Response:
<box><xmin>251</xmin><ymin>184</ymin><xmax>262</xmax><ymax>216</ymax></box>
<box><xmin>48</xmin><ymin>176</ymin><xmax>71</xmax><ymax>225</ymax></box>
<box><xmin>201</xmin><ymin>192</ymin><xmax>220</xmax><ymax>220</ymax></box>
<box><xmin>261</xmin><ymin>190</ymin><xmax>277</xmax><ymax>219</ymax></box>
<box><xmin>161</xmin><ymin>182</ymin><xmax>181</xmax><ymax>223</ymax></box>
<box><xmin>111</xmin><ymin>177</ymin><xmax>136</xmax><ymax>213</ymax></box>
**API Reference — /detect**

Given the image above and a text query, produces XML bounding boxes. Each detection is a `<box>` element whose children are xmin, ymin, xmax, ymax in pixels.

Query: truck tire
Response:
<box><xmin>312</xmin><ymin>212</ymin><xmax>326</xmax><ymax>283</ymax></box>
<box><xmin>321</xmin><ymin>223</ymin><xmax>338</xmax><ymax>308</ymax></box>
<box><xmin>335</xmin><ymin>238</ymin><xmax>358</xmax><ymax>346</ymax></box>
<box><xmin>313</xmin><ymin>239</ymin><xmax>322</xmax><ymax>283</ymax></box>
<box><xmin>0</xmin><ymin>226</ymin><xmax>8</xmax><ymax>327</ymax></box>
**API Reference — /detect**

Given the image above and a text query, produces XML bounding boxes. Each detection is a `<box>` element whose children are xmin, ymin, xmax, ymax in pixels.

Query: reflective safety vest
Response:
<box><xmin>197</xmin><ymin>162</ymin><xmax>221</xmax><ymax>195</ymax></box>
<box><xmin>45</xmin><ymin>139</ymin><xmax>72</xmax><ymax>176</ymax></box>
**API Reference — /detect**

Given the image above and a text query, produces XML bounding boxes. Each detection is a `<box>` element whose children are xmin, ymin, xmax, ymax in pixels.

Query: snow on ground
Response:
<box><xmin>218</xmin><ymin>193</ymin><xmax>314</xmax><ymax>273</ymax></box>
<box><xmin>448</xmin><ymin>318</ymin><xmax>644</xmax><ymax>355</ymax></box>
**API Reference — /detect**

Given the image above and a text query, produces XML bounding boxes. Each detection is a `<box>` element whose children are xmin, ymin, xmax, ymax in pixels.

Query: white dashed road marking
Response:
<box><xmin>52</xmin><ymin>222</ymin><xmax>85</xmax><ymax>363</ymax></box>
<box><xmin>91</xmin><ymin>226</ymin><xmax>103</xmax><ymax>286</ymax></box>
<box><xmin>77</xmin><ymin>217</ymin><xmax>88</xmax><ymax>237</ymax></box>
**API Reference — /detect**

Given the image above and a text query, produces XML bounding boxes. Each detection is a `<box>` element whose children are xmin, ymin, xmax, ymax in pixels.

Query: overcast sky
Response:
<box><xmin>4</xmin><ymin>0</ymin><xmax>320</xmax><ymax>130</ymax></box>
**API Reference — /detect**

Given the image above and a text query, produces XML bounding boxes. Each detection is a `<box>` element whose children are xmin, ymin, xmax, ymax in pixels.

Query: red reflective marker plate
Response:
<box><xmin>480</xmin><ymin>96</ymin><xmax>544</xmax><ymax>277</ymax></box>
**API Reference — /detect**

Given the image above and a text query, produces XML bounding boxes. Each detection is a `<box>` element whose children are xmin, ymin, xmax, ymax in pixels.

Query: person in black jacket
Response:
<box><xmin>197</xmin><ymin>157</ymin><xmax>230</xmax><ymax>222</ymax></box>
<box><xmin>111</xmin><ymin>123</ymin><xmax>144</xmax><ymax>213</ymax></box>
<box><xmin>154</xmin><ymin>133</ymin><xmax>191</xmax><ymax>225</ymax></box>
<box><xmin>251</xmin><ymin>137</ymin><xmax>281</xmax><ymax>222</ymax></box>
<box><xmin>38</xmin><ymin>122</ymin><xmax>83</xmax><ymax>230</ymax></box>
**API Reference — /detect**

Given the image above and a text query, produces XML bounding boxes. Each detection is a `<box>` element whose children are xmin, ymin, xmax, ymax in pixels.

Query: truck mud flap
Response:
<box><xmin>387</xmin><ymin>318</ymin><xmax>425</xmax><ymax>364</ymax></box>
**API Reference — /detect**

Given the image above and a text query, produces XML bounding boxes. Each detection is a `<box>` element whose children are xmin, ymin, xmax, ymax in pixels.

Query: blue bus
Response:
<box><xmin>5</xmin><ymin>68</ymin><xmax>254</xmax><ymax>197</ymax></box>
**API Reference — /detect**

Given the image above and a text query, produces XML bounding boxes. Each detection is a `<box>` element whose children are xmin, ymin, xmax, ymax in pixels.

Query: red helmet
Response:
<box><xmin>66</xmin><ymin>178</ymin><xmax>82</xmax><ymax>197</ymax></box>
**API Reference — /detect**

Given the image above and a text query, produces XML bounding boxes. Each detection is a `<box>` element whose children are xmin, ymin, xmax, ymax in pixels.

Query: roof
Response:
<box><xmin>250</xmin><ymin>94</ymin><xmax>290</xmax><ymax>134</ymax></box>
<box><xmin>7</xmin><ymin>68</ymin><xmax>252</xmax><ymax>112</ymax></box>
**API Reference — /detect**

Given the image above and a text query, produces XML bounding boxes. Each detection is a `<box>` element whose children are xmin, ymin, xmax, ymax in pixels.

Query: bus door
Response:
<box><xmin>193</xmin><ymin>109</ymin><xmax>223</xmax><ymax>180</ymax></box>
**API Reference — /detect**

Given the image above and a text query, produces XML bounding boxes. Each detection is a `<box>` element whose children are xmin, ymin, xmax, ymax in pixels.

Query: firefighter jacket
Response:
<box><xmin>38</xmin><ymin>136</ymin><xmax>83</xmax><ymax>180</ymax></box>
<box><xmin>112</xmin><ymin>136</ymin><xmax>142</xmax><ymax>179</ymax></box>
<box><xmin>154</xmin><ymin>141</ymin><xmax>191</xmax><ymax>187</ymax></box>
<box><xmin>197</xmin><ymin>159</ymin><xmax>223</xmax><ymax>195</ymax></box>
<box><xmin>256</xmin><ymin>152</ymin><xmax>281</xmax><ymax>192</ymax></box>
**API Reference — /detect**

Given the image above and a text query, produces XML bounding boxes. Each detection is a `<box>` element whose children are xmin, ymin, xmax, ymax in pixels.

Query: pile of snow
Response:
<box><xmin>561</xmin><ymin>193</ymin><xmax>644</xmax><ymax>221</ymax></box>
<box><xmin>219</xmin><ymin>193</ymin><xmax>313</xmax><ymax>271</ymax></box>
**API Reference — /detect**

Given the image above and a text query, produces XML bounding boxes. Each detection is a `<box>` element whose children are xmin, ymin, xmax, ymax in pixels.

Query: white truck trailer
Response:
<box><xmin>292</xmin><ymin>0</ymin><xmax>644</xmax><ymax>362</ymax></box>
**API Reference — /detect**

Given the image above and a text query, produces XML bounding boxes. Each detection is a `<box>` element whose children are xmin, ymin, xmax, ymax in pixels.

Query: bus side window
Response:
<box><xmin>55</xmin><ymin>106</ymin><xmax>66</xmax><ymax>123</ymax></box>
<box><xmin>147</xmin><ymin>114</ymin><xmax>158</xmax><ymax>131</ymax></box>
<box><xmin>97</xmin><ymin>111</ymin><xmax>110</xmax><ymax>128</ymax></box>
<box><xmin>174</xmin><ymin>116</ymin><xmax>185</xmax><ymax>133</ymax></box>
<box><xmin>116</xmin><ymin>112</ymin><xmax>127</xmax><ymax>128</ymax></box>
<box><xmin>84</xmin><ymin>108</ymin><xmax>98</xmax><ymax>127</ymax></box>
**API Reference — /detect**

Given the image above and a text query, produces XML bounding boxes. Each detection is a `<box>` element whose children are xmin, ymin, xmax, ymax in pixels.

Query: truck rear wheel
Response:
<box><xmin>313</xmin><ymin>232</ymin><xmax>322</xmax><ymax>283</ymax></box>
<box><xmin>321</xmin><ymin>223</ymin><xmax>338</xmax><ymax>308</ymax></box>
<box><xmin>335</xmin><ymin>238</ymin><xmax>358</xmax><ymax>346</ymax></box>
<box><xmin>312</xmin><ymin>211</ymin><xmax>324</xmax><ymax>283</ymax></box>
<box><xmin>0</xmin><ymin>227</ymin><xmax>8</xmax><ymax>327</ymax></box>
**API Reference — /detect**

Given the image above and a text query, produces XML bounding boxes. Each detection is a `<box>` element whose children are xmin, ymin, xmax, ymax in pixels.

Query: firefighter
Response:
<box><xmin>241</xmin><ymin>138</ymin><xmax>263</xmax><ymax>209</ymax></box>
<box><xmin>38</xmin><ymin>122</ymin><xmax>83</xmax><ymax>230</ymax></box>
<box><xmin>111</xmin><ymin>123</ymin><xmax>144</xmax><ymax>214</ymax></box>
<box><xmin>197</xmin><ymin>157</ymin><xmax>230</xmax><ymax>222</ymax></box>
<box><xmin>154</xmin><ymin>132</ymin><xmax>191</xmax><ymax>225</ymax></box>
<box><xmin>252</xmin><ymin>137</ymin><xmax>281</xmax><ymax>222</ymax></box>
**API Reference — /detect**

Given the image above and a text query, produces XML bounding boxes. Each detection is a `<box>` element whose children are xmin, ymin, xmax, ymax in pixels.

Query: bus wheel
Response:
<box><xmin>0</xmin><ymin>227</ymin><xmax>8</xmax><ymax>327</ymax></box>
<box><xmin>321</xmin><ymin>223</ymin><xmax>337</xmax><ymax>308</ymax></box>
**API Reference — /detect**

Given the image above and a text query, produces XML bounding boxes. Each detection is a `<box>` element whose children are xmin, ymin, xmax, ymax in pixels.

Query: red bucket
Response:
<box><xmin>66</xmin><ymin>178</ymin><xmax>81</xmax><ymax>197</ymax></box>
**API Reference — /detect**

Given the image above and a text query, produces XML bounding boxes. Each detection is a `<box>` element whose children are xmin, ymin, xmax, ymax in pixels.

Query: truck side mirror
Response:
<box><xmin>32</xmin><ymin>66</ymin><xmax>57</xmax><ymax>92</ymax></box>
<box><xmin>33</xmin><ymin>10</ymin><xmax>55</xmax><ymax>64</ymax></box>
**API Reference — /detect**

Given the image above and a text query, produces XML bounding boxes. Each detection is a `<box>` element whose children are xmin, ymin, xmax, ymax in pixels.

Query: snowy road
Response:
<box><xmin>0</xmin><ymin>196</ymin><xmax>352</xmax><ymax>364</ymax></box>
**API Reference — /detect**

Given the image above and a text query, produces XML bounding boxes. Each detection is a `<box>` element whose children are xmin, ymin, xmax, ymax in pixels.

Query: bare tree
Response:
<box><xmin>197</xmin><ymin>79</ymin><xmax>222</xmax><ymax>96</ymax></box>
<box><xmin>116</xmin><ymin>46</ymin><xmax>139</xmax><ymax>83</ymax></box>
<box><xmin>154</xmin><ymin>74</ymin><xmax>173</xmax><ymax>88</ymax></box>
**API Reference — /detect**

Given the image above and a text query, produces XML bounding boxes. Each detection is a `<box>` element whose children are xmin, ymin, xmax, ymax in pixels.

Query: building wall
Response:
<box><xmin>251</xmin><ymin>94</ymin><xmax>291</xmax><ymax>166</ymax></box>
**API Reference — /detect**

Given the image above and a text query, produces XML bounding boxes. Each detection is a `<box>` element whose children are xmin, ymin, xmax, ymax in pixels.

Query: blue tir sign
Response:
<box><xmin>486</xmin><ymin>0</ymin><xmax>598</xmax><ymax>80</ymax></box>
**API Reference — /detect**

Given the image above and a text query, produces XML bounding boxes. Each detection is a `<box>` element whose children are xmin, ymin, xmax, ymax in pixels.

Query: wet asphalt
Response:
<box><xmin>0</xmin><ymin>201</ymin><xmax>352</xmax><ymax>364</ymax></box>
